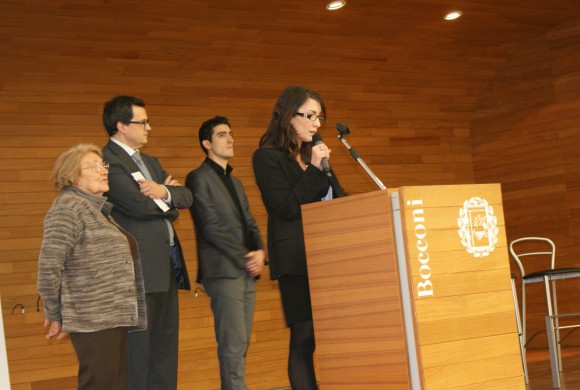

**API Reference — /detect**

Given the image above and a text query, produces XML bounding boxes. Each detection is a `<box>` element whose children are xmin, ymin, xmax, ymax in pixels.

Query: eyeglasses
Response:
<box><xmin>81</xmin><ymin>161</ymin><xmax>110</xmax><ymax>172</ymax></box>
<box><xmin>295</xmin><ymin>112</ymin><xmax>326</xmax><ymax>122</ymax></box>
<box><xmin>128</xmin><ymin>119</ymin><xmax>150</xmax><ymax>127</ymax></box>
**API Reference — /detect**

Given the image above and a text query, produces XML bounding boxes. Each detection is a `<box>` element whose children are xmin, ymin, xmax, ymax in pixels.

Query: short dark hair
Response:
<box><xmin>102</xmin><ymin>95</ymin><xmax>146</xmax><ymax>136</ymax></box>
<box><xmin>198</xmin><ymin>116</ymin><xmax>231</xmax><ymax>155</ymax></box>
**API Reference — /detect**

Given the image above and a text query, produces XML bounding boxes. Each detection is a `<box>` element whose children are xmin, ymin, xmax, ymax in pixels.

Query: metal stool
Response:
<box><xmin>510</xmin><ymin>274</ymin><xmax>528</xmax><ymax>384</ymax></box>
<box><xmin>509</xmin><ymin>237</ymin><xmax>580</xmax><ymax>388</ymax></box>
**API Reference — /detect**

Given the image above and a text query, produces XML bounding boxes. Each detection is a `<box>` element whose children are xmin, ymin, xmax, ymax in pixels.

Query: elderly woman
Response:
<box><xmin>252</xmin><ymin>86</ymin><xmax>346</xmax><ymax>389</ymax></box>
<box><xmin>37</xmin><ymin>143</ymin><xmax>146</xmax><ymax>390</ymax></box>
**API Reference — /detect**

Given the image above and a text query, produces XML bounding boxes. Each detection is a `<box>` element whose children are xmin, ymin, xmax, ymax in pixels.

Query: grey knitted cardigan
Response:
<box><xmin>38</xmin><ymin>186</ymin><xmax>146</xmax><ymax>333</ymax></box>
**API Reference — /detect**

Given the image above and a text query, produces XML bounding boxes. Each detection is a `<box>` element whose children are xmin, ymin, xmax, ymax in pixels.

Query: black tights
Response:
<box><xmin>288</xmin><ymin>320</ymin><xmax>317</xmax><ymax>390</ymax></box>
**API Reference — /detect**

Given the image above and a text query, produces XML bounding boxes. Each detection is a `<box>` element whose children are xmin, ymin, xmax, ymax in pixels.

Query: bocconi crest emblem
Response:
<box><xmin>457</xmin><ymin>197</ymin><xmax>499</xmax><ymax>258</ymax></box>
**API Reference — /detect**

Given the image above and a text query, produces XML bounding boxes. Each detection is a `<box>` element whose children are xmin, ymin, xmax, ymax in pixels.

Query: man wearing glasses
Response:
<box><xmin>102</xmin><ymin>95</ymin><xmax>193</xmax><ymax>390</ymax></box>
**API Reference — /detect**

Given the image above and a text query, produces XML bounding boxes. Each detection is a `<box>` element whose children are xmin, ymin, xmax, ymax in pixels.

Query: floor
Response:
<box><xmin>526</xmin><ymin>346</ymin><xmax>580</xmax><ymax>389</ymax></box>
<box><xmin>272</xmin><ymin>347</ymin><xmax>580</xmax><ymax>389</ymax></box>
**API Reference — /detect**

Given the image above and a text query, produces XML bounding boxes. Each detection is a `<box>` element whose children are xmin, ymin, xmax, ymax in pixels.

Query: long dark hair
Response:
<box><xmin>259</xmin><ymin>86</ymin><xmax>326</xmax><ymax>162</ymax></box>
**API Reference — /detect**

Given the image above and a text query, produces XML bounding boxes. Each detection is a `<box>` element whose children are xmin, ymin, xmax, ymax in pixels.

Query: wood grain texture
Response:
<box><xmin>397</xmin><ymin>184</ymin><xmax>525</xmax><ymax>389</ymax></box>
<box><xmin>302</xmin><ymin>191</ymin><xmax>410</xmax><ymax>389</ymax></box>
<box><xmin>1</xmin><ymin>0</ymin><xmax>580</xmax><ymax>387</ymax></box>
<box><xmin>472</xmin><ymin>18</ymin><xmax>580</xmax><ymax>348</ymax></box>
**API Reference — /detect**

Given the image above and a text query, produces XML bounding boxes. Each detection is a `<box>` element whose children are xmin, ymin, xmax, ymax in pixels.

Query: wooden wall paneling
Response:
<box><xmin>1</xmin><ymin>0</ymin><xmax>580</xmax><ymax>388</ymax></box>
<box><xmin>472</xmin><ymin>18</ymin><xmax>580</xmax><ymax>348</ymax></box>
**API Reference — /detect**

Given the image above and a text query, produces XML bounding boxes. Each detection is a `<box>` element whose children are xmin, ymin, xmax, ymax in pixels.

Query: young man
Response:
<box><xmin>186</xmin><ymin>116</ymin><xmax>265</xmax><ymax>390</ymax></box>
<box><xmin>102</xmin><ymin>95</ymin><xmax>193</xmax><ymax>390</ymax></box>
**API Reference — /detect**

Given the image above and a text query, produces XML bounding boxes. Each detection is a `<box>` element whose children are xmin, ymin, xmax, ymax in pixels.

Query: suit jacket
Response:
<box><xmin>252</xmin><ymin>147</ymin><xmax>346</xmax><ymax>280</ymax></box>
<box><xmin>185</xmin><ymin>160</ymin><xmax>264</xmax><ymax>283</ymax></box>
<box><xmin>103</xmin><ymin>140</ymin><xmax>193</xmax><ymax>293</ymax></box>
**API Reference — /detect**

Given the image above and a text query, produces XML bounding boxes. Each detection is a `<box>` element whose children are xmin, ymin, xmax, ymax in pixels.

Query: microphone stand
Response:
<box><xmin>336</xmin><ymin>124</ymin><xmax>387</xmax><ymax>191</ymax></box>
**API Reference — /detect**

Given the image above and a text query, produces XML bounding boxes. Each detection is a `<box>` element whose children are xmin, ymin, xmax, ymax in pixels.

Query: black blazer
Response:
<box><xmin>103</xmin><ymin>140</ymin><xmax>193</xmax><ymax>292</ymax></box>
<box><xmin>186</xmin><ymin>160</ymin><xmax>264</xmax><ymax>282</ymax></box>
<box><xmin>252</xmin><ymin>147</ymin><xmax>346</xmax><ymax>280</ymax></box>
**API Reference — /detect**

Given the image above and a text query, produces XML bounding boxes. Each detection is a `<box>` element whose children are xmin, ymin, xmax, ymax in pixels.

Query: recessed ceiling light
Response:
<box><xmin>326</xmin><ymin>0</ymin><xmax>347</xmax><ymax>11</ymax></box>
<box><xmin>444</xmin><ymin>11</ymin><xmax>462</xmax><ymax>20</ymax></box>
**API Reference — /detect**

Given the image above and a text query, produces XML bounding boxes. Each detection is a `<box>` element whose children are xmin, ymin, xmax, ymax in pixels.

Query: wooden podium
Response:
<box><xmin>302</xmin><ymin>184</ymin><xmax>525</xmax><ymax>389</ymax></box>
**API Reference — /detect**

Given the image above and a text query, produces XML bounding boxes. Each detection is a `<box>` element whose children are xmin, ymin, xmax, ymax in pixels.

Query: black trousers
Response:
<box><xmin>128</xmin><ymin>274</ymin><xmax>179</xmax><ymax>390</ymax></box>
<box><xmin>69</xmin><ymin>327</ymin><xmax>128</xmax><ymax>390</ymax></box>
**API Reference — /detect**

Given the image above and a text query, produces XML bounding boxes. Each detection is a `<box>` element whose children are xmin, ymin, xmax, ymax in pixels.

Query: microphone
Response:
<box><xmin>336</xmin><ymin>123</ymin><xmax>351</xmax><ymax>136</ymax></box>
<box><xmin>335</xmin><ymin>122</ymin><xmax>387</xmax><ymax>190</ymax></box>
<box><xmin>312</xmin><ymin>133</ymin><xmax>331</xmax><ymax>176</ymax></box>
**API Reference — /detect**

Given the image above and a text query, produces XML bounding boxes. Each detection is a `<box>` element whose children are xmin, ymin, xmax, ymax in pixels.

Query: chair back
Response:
<box><xmin>509</xmin><ymin>237</ymin><xmax>556</xmax><ymax>277</ymax></box>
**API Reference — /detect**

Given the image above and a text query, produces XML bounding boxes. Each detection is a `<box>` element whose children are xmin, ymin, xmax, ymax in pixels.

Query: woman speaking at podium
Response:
<box><xmin>253</xmin><ymin>86</ymin><xmax>346</xmax><ymax>389</ymax></box>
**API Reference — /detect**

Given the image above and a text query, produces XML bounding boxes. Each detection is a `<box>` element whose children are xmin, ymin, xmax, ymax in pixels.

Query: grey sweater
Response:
<box><xmin>38</xmin><ymin>186</ymin><xmax>146</xmax><ymax>333</ymax></box>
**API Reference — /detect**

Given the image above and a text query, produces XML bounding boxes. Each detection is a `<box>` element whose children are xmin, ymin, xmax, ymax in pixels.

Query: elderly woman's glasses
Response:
<box><xmin>81</xmin><ymin>161</ymin><xmax>110</xmax><ymax>172</ymax></box>
<box><xmin>295</xmin><ymin>112</ymin><xmax>325</xmax><ymax>122</ymax></box>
